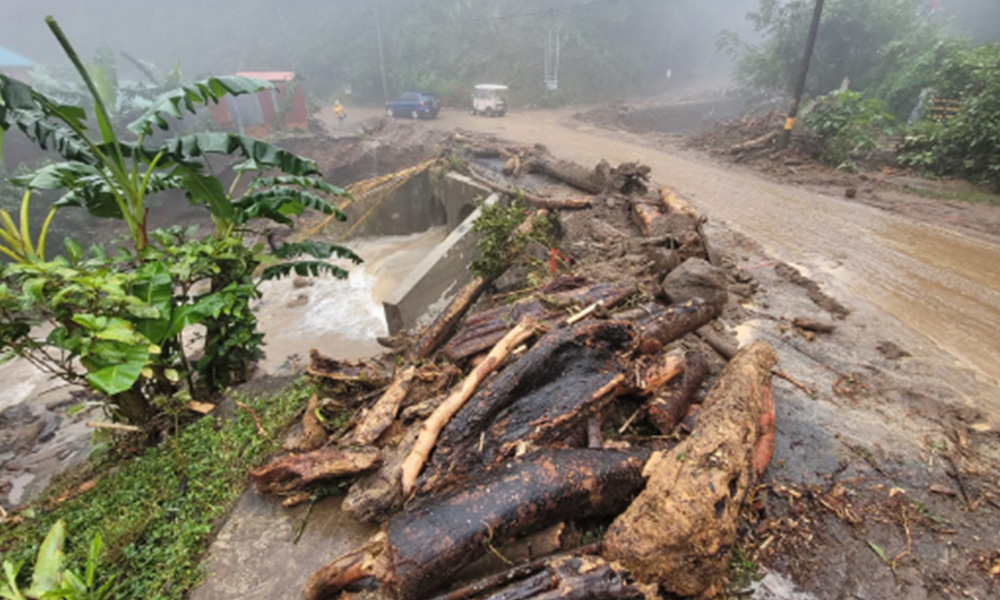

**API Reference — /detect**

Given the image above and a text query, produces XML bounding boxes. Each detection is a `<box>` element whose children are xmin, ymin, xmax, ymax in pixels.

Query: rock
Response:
<box><xmin>293</xmin><ymin>277</ymin><xmax>315</xmax><ymax>289</ymax></box>
<box><xmin>660</xmin><ymin>258</ymin><xmax>728</xmax><ymax>312</ymax></box>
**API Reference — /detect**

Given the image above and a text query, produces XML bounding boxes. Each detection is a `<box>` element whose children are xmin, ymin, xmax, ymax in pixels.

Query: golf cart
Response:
<box><xmin>470</xmin><ymin>84</ymin><xmax>508</xmax><ymax>117</ymax></box>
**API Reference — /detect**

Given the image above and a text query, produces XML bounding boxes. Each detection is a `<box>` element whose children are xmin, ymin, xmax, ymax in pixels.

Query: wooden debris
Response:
<box><xmin>444</xmin><ymin>281</ymin><xmax>634</xmax><ymax>363</ymax></box>
<box><xmin>343</xmin><ymin>428</ymin><xmax>420</xmax><ymax>523</ymax></box>
<box><xmin>645</xmin><ymin>351</ymin><xmax>708</xmax><ymax>435</ymax></box>
<box><xmin>414</xmin><ymin>277</ymin><xmax>492</xmax><ymax>359</ymax></box>
<box><xmin>658</xmin><ymin>186</ymin><xmax>699</xmax><ymax>219</ymax></box>
<box><xmin>637</xmin><ymin>299</ymin><xmax>718</xmax><ymax>354</ymax></box>
<box><xmin>631</xmin><ymin>201</ymin><xmax>664</xmax><ymax>237</ymax></box>
<box><xmin>305</xmin><ymin>449</ymin><xmax>650</xmax><ymax>600</ymax></box>
<box><xmin>295</xmin><ymin>394</ymin><xmax>328</xmax><ymax>452</ymax></box>
<box><xmin>352</xmin><ymin>367</ymin><xmax>417</xmax><ymax>445</ymax></box>
<box><xmin>250</xmin><ymin>447</ymin><xmax>382</xmax><ymax>494</ymax></box>
<box><xmin>401</xmin><ymin>317</ymin><xmax>539</xmax><ymax>497</ymax></box>
<box><xmin>307</xmin><ymin>350</ymin><xmax>388</xmax><ymax>386</ymax></box>
<box><xmin>418</xmin><ymin>320</ymin><xmax>635</xmax><ymax>495</ymax></box>
<box><xmin>523</xmin><ymin>156</ymin><xmax>602</xmax><ymax>195</ymax></box>
<box><xmin>466</xmin><ymin>164</ymin><xmax>592</xmax><ymax>210</ymax></box>
<box><xmin>602</xmin><ymin>342</ymin><xmax>778</xmax><ymax>596</ymax></box>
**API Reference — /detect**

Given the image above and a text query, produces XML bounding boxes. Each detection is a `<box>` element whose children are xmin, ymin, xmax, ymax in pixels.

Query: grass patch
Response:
<box><xmin>728</xmin><ymin>544</ymin><xmax>760</xmax><ymax>589</ymax></box>
<box><xmin>0</xmin><ymin>377</ymin><xmax>316</xmax><ymax>599</ymax></box>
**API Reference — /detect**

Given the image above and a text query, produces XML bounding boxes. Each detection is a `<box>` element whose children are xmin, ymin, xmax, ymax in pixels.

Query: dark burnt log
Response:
<box><xmin>352</xmin><ymin>366</ymin><xmax>417</xmax><ymax>445</ymax></box>
<box><xmin>484</xmin><ymin>373</ymin><xmax>626</xmax><ymax>464</ymax></box>
<box><xmin>602</xmin><ymin>342</ymin><xmax>778</xmax><ymax>596</ymax></box>
<box><xmin>444</xmin><ymin>282</ymin><xmax>635</xmax><ymax>363</ymax></box>
<box><xmin>523</xmin><ymin>157</ymin><xmax>603</xmax><ymax>195</ymax></box>
<box><xmin>645</xmin><ymin>351</ymin><xmax>708</xmax><ymax>435</ymax></box>
<box><xmin>250</xmin><ymin>447</ymin><xmax>381</xmax><ymax>494</ymax></box>
<box><xmin>636</xmin><ymin>298</ymin><xmax>717</xmax><ymax>355</ymax></box>
<box><xmin>302</xmin><ymin>534</ymin><xmax>386</xmax><ymax>600</ymax></box>
<box><xmin>380</xmin><ymin>449</ymin><xmax>650</xmax><ymax>600</ymax></box>
<box><xmin>477</xmin><ymin>556</ymin><xmax>645</xmax><ymax>600</ymax></box>
<box><xmin>417</xmin><ymin>321</ymin><xmax>635</xmax><ymax>495</ymax></box>
<box><xmin>429</xmin><ymin>543</ymin><xmax>602</xmax><ymax>600</ymax></box>
<box><xmin>414</xmin><ymin>277</ymin><xmax>493</xmax><ymax>359</ymax></box>
<box><xmin>402</xmin><ymin>317</ymin><xmax>540</xmax><ymax>497</ymax></box>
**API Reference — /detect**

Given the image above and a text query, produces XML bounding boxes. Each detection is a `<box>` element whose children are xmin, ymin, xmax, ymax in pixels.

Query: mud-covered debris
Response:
<box><xmin>602</xmin><ymin>342</ymin><xmax>778</xmax><ymax>596</ymax></box>
<box><xmin>661</xmin><ymin>258</ymin><xmax>729</xmax><ymax>312</ymax></box>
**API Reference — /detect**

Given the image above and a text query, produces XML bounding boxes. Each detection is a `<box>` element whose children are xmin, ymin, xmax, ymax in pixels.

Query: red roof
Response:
<box><xmin>236</xmin><ymin>71</ymin><xmax>296</xmax><ymax>82</ymax></box>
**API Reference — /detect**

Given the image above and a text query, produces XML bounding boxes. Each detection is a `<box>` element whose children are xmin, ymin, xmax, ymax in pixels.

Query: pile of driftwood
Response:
<box><xmin>250</xmin><ymin>155</ymin><xmax>778</xmax><ymax>600</ymax></box>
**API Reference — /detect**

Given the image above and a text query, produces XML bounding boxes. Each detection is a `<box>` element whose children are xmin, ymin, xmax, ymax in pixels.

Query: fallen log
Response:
<box><xmin>630</xmin><ymin>202</ymin><xmax>664</xmax><ymax>237</ymax></box>
<box><xmin>401</xmin><ymin>317</ymin><xmax>540</xmax><ymax>497</ymax></box>
<box><xmin>303</xmin><ymin>448</ymin><xmax>651</xmax><ymax>600</ymax></box>
<box><xmin>452</xmin><ymin>555</ymin><xmax>643</xmax><ymax>600</ymax></box>
<box><xmin>645</xmin><ymin>351</ymin><xmax>708</xmax><ymax>435</ymax></box>
<box><xmin>414</xmin><ymin>277</ymin><xmax>492</xmax><ymax>359</ymax></box>
<box><xmin>637</xmin><ymin>298</ymin><xmax>718</xmax><ymax>355</ymax></box>
<box><xmin>250</xmin><ymin>446</ymin><xmax>382</xmax><ymax>494</ymax></box>
<box><xmin>444</xmin><ymin>282</ymin><xmax>635</xmax><ymax>363</ymax></box>
<box><xmin>352</xmin><ymin>366</ymin><xmax>417</xmax><ymax>445</ymax></box>
<box><xmin>523</xmin><ymin>157</ymin><xmax>602</xmax><ymax>195</ymax></box>
<box><xmin>418</xmin><ymin>320</ymin><xmax>635</xmax><ymax>495</ymax></box>
<box><xmin>466</xmin><ymin>164</ymin><xmax>592</xmax><ymax>210</ymax></box>
<box><xmin>602</xmin><ymin>342</ymin><xmax>778</xmax><ymax>596</ymax></box>
<box><xmin>343</xmin><ymin>427</ymin><xmax>420</xmax><ymax>523</ymax></box>
<box><xmin>658</xmin><ymin>186</ymin><xmax>699</xmax><ymax>219</ymax></box>
<box><xmin>728</xmin><ymin>129</ymin><xmax>780</xmax><ymax>154</ymax></box>
<box><xmin>428</xmin><ymin>543</ymin><xmax>602</xmax><ymax>600</ymax></box>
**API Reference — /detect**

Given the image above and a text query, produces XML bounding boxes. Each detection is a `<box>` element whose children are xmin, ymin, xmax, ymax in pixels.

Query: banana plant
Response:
<box><xmin>0</xmin><ymin>190</ymin><xmax>55</xmax><ymax>264</ymax></box>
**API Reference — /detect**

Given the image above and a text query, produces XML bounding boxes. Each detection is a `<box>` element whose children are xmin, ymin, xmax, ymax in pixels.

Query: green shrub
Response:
<box><xmin>900</xmin><ymin>43</ymin><xmax>1000</xmax><ymax>190</ymax></box>
<box><xmin>801</xmin><ymin>90</ymin><xmax>893</xmax><ymax>168</ymax></box>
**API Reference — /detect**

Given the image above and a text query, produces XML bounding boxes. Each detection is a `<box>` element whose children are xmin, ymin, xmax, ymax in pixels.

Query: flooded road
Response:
<box><xmin>405</xmin><ymin>108</ymin><xmax>1000</xmax><ymax>405</ymax></box>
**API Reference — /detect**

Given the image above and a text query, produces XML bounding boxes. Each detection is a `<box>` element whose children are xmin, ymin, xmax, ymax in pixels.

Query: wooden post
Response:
<box><xmin>374</xmin><ymin>0</ymin><xmax>390</xmax><ymax>103</ymax></box>
<box><xmin>779</xmin><ymin>0</ymin><xmax>826</xmax><ymax>149</ymax></box>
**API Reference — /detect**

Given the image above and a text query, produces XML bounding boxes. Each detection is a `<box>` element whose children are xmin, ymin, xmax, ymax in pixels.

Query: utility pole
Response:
<box><xmin>780</xmin><ymin>0</ymin><xmax>825</xmax><ymax>149</ymax></box>
<box><xmin>374</xmin><ymin>0</ymin><xmax>390</xmax><ymax>103</ymax></box>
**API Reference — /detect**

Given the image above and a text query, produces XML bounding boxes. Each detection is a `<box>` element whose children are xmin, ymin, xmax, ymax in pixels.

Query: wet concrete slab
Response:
<box><xmin>189</xmin><ymin>490</ymin><xmax>376</xmax><ymax>600</ymax></box>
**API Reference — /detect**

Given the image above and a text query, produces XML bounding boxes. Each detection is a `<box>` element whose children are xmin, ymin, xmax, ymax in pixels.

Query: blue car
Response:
<box><xmin>386</xmin><ymin>92</ymin><xmax>440</xmax><ymax>119</ymax></box>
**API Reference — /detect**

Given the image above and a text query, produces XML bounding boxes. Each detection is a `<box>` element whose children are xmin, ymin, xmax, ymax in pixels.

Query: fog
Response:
<box><xmin>3</xmin><ymin>0</ymin><xmax>763</xmax><ymax>101</ymax></box>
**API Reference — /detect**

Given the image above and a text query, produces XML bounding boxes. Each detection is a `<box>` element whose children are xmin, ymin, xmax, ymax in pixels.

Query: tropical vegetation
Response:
<box><xmin>1</xmin><ymin>16</ymin><xmax>359</xmax><ymax>423</ymax></box>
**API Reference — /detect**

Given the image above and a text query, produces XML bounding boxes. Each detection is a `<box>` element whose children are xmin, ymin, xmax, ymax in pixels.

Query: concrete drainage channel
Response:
<box><xmin>190</xmin><ymin>169</ymin><xmax>497</xmax><ymax>600</ymax></box>
<box><xmin>332</xmin><ymin>169</ymin><xmax>498</xmax><ymax>336</ymax></box>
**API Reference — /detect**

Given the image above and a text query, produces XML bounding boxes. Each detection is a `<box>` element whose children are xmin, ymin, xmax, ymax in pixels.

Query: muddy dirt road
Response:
<box><xmin>336</xmin><ymin>107</ymin><xmax>1000</xmax><ymax>409</ymax></box>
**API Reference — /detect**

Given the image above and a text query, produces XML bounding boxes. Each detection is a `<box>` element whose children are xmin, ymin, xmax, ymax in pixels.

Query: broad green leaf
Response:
<box><xmin>249</xmin><ymin>176</ymin><xmax>349</xmax><ymax>197</ymax></box>
<box><xmin>157</xmin><ymin>132</ymin><xmax>320</xmax><ymax>176</ymax></box>
<box><xmin>261</xmin><ymin>261</ymin><xmax>351</xmax><ymax>281</ymax></box>
<box><xmin>128</xmin><ymin>75</ymin><xmax>272</xmax><ymax>136</ymax></box>
<box><xmin>271</xmin><ymin>241</ymin><xmax>362</xmax><ymax>263</ymax></box>
<box><xmin>95</xmin><ymin>320</ymin><xmax>139</xmax><ymax>344</ymax></box>
<box><xmin>86</xmin><ymin>350</ymin><xmax>147</xmax><ymax>396</ymax></box>
<box><xmin>0</xmin><ymin>74</ymin><xmax>96</xmax><ymax>165</ymax></box>
<box><xmin>173</xmin><ymin>165</ymin><xmax>233</xmax><ymax>220</ymax></box>
<box><xmin>72</xmin><ymin>314</ymin><xmax>104</xmax><ymax>330</ymax></box>
<box><xmin>235</xmin><ymin>188</ymin><xmax>345</xmax><ymax>226</ymax></box>
<box><xmin>166</xmin><ymin>294</ymin><xmax>227</xmax><ymax>337</ymax></box>
<box><xmin>24</xmin><ymin>520</ymin><xmax>66</xmax><ymax>597</ymax></box>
